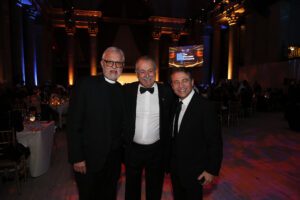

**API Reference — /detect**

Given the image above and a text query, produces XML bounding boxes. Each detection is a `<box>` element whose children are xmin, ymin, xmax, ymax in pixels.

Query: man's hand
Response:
<box><xmin>73</xmin><ymin>161</ymin><xmax>87</xmax><ymax>174</ymax></box>
<box><xmin>197</xmin><ymin>171</ymin><xmax>215</xmax><ymax>185</ymax></box>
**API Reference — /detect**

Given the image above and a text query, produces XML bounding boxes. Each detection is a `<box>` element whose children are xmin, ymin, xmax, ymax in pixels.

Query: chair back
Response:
<box><xmin>0</xmin><ymin>128</ymin><xmax>25</xmax><ymax>194</ymax></box>
<box><xmin>0</xmin><ymin>111</ymin><xmax>12</xmax><ymax>131</ymax></box>
<box><xmin>0</xmin><ymin>129</ymin><xmax>16</xmax><ymax>157</ymax></box>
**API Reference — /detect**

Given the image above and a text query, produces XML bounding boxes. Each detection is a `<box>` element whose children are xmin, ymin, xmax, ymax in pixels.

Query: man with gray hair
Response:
<box><xmin>67</xmin><ymin>46</ymin><xmax>125</xmax><ymax>200</ymax></box>
<box><xmin>123</xmin><ymin>56</ymin><xmax>174</xmax><ymax>200</ymax></box>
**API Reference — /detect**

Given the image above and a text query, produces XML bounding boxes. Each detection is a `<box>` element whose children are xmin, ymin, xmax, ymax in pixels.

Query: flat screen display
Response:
<box><xmin>169</xmin><ymin>45</ymin><xmax>203</xmax><ymax>67</ymax></box>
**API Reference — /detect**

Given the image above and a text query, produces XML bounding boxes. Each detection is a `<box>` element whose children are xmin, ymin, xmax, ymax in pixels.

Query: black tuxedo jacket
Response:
<box><xmin>122</xmin><ymin>82</ymin><xmax>174</xmax><ymax>148</ymax></box>
<box><xmin>67</xmin><ymin>75</ymin><xmax>124</xmax><ymax>172</ymax></box>
<box><xmin>171</xmin><ymin>92</ymin><xmax>223</xmax><ymax>184</ymax></box>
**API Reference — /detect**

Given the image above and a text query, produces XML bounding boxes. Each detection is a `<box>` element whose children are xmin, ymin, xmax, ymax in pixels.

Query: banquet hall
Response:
<box><xmin>0</xmin><ymin>0</ymin><xmax>300</xmax><ymax>200</ymax></box>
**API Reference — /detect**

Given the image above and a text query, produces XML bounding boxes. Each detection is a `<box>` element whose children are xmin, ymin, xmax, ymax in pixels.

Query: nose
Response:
<box><xmin>178</xmin><ymin>81</ymin><xmax>184</xmax><ymax>88</ymax></box>
<box><xmin>111</xmin><ymin>62</ymin><xmax>118</xmax><ymax>69</ymax></box>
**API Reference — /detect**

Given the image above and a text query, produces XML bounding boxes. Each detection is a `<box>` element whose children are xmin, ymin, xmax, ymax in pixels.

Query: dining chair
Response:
<box><xmin>0</xmin><ymin>128</ymin><xmax>28</xmax><ymax>194</ymax></box>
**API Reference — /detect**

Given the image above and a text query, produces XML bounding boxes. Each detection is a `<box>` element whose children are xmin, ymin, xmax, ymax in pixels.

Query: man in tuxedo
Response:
<box><xmin>67</xmin><ymin>47</ymin><xmax>125</xmax><ymax>200</ymax></box>
<box><xmin>123</xmin><ymin>56</ymin><xmax>174</xmax><ymax>200</ymax></box>
<box><xmin>169</xmin><ymin>67</ymin><xmax>223</xmax><ymax>200</ymax></box>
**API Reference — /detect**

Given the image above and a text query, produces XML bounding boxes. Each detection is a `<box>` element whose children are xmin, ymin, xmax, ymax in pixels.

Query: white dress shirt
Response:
<box><xmin>134</xmin><ymin>83</ymin><xmax>160</xmax><ymax>144</ymax></box>
<box><xmin>175</xmin><ymin>89</ymin><xmax>195</xmax><ymax>134</ymax></box>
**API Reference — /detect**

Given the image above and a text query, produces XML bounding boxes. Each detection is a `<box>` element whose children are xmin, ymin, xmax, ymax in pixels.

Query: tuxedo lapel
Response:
<box><xmin>157</xmin><ymin>84</ymin><xmax>163</xmax><ymax>113</ymax></box>
<box><xmin>130</xmin><ymin>83</ymin><xmax>139</xmax><ymax>123</ymax></box>
<box><xmin>157</xmin><ymin>84</ymin><xmax>164</xmax><ymax>137</ymax></box>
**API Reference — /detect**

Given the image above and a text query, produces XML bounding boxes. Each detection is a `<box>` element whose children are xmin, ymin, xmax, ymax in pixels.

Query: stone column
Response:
<box><xmin>11</xmin><ymin>3</ymin><xmax>26</xmax><ymax>85</ymax></box>
<box><xmin>0</xmin><ymin>0</ymin><xmax>13</xmax><ymax>85</ymax></box>
<box><xmin>88</xmin><ymin>21</ymin><xmax>98</xmax><ymax>76</ymax></box>
<box><xmin>203</xmin><ymin>25</ymin><xmax>213</xmax><ymax>84</ymax></box>
<box><xmin>150</xmin><ymin>30</ymin><xmax>161</xmax><ymax>81</ymax></box>
<box><xmin>65</xmin><ymin>25</ymin><xmax>76</xmax><ymax>86</ymax></box>
<box><xmin>39</xmin><ymin>23</ymin><xmax>53</xmax><ymax>85</ymax></box>
<box><xmin>211</xmin><ymin>23</ymin><xmax>221</xmax><ymax>84</ymax></box>
<box><xmin>227</xmin><ymin>13</ymin><xmax>238</xmax><ymax>80</ymax></box>
<box><xmin>24</xmin><ymin>9</ymin><xmax>38</xmax><ymax>86</ymax></box>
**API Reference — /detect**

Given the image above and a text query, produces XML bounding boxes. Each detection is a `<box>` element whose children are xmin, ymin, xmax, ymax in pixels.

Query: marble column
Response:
<box><xmin>88</xmin><ymin>21</ymin><xmax>98</xmax><ymax>76</ymax></box>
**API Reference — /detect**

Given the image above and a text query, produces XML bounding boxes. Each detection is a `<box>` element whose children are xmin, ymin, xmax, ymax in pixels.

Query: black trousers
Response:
<box><xmin>171</xmin><ymin>172</ymin><xmax>203</xmax><ymax>200</ymax></box>
<box><xmin>125</xmin><ymin>141</ymin><xmax>164</xmax><ymax>200</ymax></box>
<box><xmin>74</xmin><ymin>149</ymin><xmax>122</xmax><ymax>200</ymax></box>
<box><xmin>170</xmin><ymin>142</ymin><xmax>203</xmax><ymax>200</ymax></box>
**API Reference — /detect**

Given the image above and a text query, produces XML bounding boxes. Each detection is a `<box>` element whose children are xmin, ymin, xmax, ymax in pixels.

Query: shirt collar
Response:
<box><xmin>180</xmin><ymin>89</ymin><xmax>195</xmax><ymax>107</ymax></box>
<box><xmin>138</xmin><ymin>82</ymin><xmax>157</xmax><ymax>91</ymax></box>
<box><xmin>104</xmin><ymin>77</ymin><xmax>116</xmax><ymax>84</ymax></box>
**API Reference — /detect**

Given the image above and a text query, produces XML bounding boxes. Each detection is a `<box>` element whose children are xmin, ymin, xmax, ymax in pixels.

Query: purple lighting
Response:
<box><xmin>21</xmin><ymin>48</ymin><xmax>26</xmax><ymax>85</ymax></box>
<box><xmin>33</xmin><ymin>47</ymin><xmax>38</xmax><ymax>86</ymax></box>
<box><xmin>17</xmin><ymin>0</ymin><xmax>32</xmax><ymax>6</ymax></box>
<box><xmin>210</xmin><ymin>73</ymin><xmax>215</xmax><ymax>84</ymax></box>
<box><xmin>220</xmin><ymin>24</ymin><xmax>228</xmax><ymax>30</ymax></box>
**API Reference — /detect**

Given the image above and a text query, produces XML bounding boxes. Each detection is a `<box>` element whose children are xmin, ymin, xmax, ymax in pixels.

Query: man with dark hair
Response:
<box><xmin>169</xmin><ymin>67</ymin><xmax>223</xmax><ymax>200</ymax></box>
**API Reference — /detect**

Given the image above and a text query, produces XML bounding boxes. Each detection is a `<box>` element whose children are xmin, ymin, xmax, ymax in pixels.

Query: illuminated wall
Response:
<box><xmin>118</xmin><ymin>73</ymin><xmax>138</xmax><ymax>85</ymax></box>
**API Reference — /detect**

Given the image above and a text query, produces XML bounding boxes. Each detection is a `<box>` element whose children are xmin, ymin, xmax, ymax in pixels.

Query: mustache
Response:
<box><xmin>142</xmin><ymin>76</ymin><xmax>152</xmax><ymax>81</ymax></box>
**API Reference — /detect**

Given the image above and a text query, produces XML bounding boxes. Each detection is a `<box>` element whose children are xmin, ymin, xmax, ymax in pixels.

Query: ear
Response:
<box><xmin>100</xmin><ymin>60</ymin><xmax>104</xmax><ymax>68</ymax></box>
<box><xmin>191</xmin><ymin>79</ymin><xmax>194</xmax><ymax>86</ymax></box>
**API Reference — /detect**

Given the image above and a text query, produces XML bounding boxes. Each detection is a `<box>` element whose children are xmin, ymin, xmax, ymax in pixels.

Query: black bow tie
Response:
<box><xmin>140</xmin><ymin>87</ymin><xmax>154</xmax><ymax>94</ymax></box>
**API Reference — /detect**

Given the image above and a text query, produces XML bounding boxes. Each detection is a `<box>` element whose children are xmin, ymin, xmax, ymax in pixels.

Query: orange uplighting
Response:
<box><xmin>68</xmin><ymin>66</ymin><xmax>74</xmax><ymax>85</ymax></box>
<box><xmin>91</xmin><ymin>65</ymin><xmax>97</xmax><ymax>76</ymax></box>
<box><xmin>227</xmin><ymin>51</ymin><xmax>233</xmax><ymax>80</ymax></box>
<box><xmin>227</xmin><ymin>61</ymin><xmax>233</xmax><ymax>80</ymax></box>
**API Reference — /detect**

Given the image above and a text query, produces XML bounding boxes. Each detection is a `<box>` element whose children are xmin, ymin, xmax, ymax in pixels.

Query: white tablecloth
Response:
<box><xmin>17</xmin><ymin>121</ymin><xmax>55</xmax><ymax>177</ymax></box>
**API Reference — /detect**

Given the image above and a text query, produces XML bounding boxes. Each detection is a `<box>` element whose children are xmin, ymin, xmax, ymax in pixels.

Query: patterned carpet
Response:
<box><xmin>1</xmin><ymin>112</ymin><xmax>300</xmax><ymax>200</ymax></box>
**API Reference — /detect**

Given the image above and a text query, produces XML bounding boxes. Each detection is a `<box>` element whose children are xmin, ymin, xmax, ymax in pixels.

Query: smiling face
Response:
<box><xmin>171</xmin><ymin>71</ymin><xmax>194</xmax><ymax>100</ymax></box>
<box><xmin>100</xmin><ymin>48</ymin><xmax>124</xmax><ymax>81</ymax></box>
<box><xmin>136</xmin><ymin>58</ymin><xmax>156</xmax><ymax>88</ymax></box>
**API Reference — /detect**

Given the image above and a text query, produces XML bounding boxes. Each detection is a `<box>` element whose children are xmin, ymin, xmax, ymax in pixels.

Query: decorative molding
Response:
<box><xmin>149</xmin><ymin>16</ymin><xmax>186</xmax><ymax>24</ymax></box>
<box><xmin>210</xmin><ymin>1</ymin><xmax>245</xmax><ymax>24</ymax></box>
<box><xmin>149</xmin><ymin>16</ymin><xmax>188</xmax><ymax>40</ymax></box>
<box><xmin>226</xmin><ymin>12</ymin><xmax>239</xmax><ymax>26</ymax></box>
<box><xmin>50</xmin><ymin>8</ymin><xmax>101</xmax><ymax>29</ymax></box>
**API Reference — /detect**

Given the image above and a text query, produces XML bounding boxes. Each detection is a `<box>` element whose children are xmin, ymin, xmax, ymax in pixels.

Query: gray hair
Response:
<box><xmin>102</xmin><ymin>46</ymin><xmax>125</xmax><ymax>62</ymax></box>
<box><xmin>135</xmin><ymin>56</ymin><xmax>156</xmax><ymax>72</ymax></box>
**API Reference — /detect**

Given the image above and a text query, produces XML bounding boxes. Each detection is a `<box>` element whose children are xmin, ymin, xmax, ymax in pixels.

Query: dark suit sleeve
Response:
<box><xmin>203</xmin><ymin>101</ymin><xmax>223</xmax><ymax>176</ymax></box>
<box><xmin>67</xmin><ymin>79</ymin><xmax>86</xmax><ymax>164</ymax></box>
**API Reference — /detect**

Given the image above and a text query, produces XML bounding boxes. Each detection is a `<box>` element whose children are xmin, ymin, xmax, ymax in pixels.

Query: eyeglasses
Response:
<box><xmin>103</xmin><ymin>59</ymin><xmax>124</xmax><ymax>69</ymax></box>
